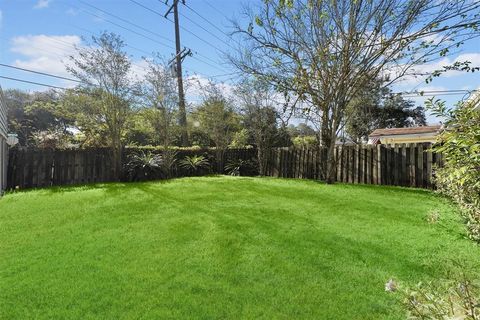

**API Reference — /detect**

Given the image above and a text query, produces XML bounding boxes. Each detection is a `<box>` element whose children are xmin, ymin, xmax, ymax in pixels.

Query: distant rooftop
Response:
<box><xmin>369</xmin><ymin>125</ymin><xmax>442</xmax><ymax>137</ymax></box>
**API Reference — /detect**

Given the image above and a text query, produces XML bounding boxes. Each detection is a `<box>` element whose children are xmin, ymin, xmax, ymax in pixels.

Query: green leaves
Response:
<box><xmin>255</xmin><ymin>16</ymin><xmax>264</xmax><ymax>27</ymax></box>
<box><xmin>431</xmin><ymin>97</ymin><xmax>480</xmax><ymax>242</ymax></box>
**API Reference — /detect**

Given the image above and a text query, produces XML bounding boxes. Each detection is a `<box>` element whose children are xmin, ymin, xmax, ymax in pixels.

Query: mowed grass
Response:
<box><xmin>0</xmin><ymin>176</ymin><xmax>479</xmax><ymax>319</ymax></box>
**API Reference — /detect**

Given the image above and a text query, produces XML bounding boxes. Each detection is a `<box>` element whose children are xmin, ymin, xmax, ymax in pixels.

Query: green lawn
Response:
<box><xmin>0</xmin><ymin>176</ymin><xmax>479</xmax><ymax>319</ymax></box>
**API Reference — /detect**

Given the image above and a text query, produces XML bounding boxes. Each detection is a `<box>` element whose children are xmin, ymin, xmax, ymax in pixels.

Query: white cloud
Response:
<box><xmin>34</xmin><ymin>0</ymin><xmax>52</xmax><ymax>9</ymax></box>
<box><xmin>391</xmin><ymin>53</ymin><xmax>480</xmax><ymax>88</ymax></box>
<box><xmin>128</xmin><ymin>59</ymin><xmax>149</xmax><ymax>81</ymax></box>
<box><xmin>11</xmin><ymin>35</ymin><xmax>81</xmax><ymax>82</ymax></box>
<box><xmin>185</xmin><ymin>74</ymin><xmax>236</xmax><ymax>105</ymax></box>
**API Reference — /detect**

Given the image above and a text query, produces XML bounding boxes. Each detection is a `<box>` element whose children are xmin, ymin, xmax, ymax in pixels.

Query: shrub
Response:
<box><xmin>179</xmin><ymin>155</ymin><xmax>210</xmax><ymax>175</ymax></box>
<box><xmin>224</xmin><ymin>158</ymin><xmax>258</xmax><ymax>176</ymax></box>
<box><xmin>400</xmin><ymin>277</ymin><xmax>479</xmax><ymax>319</ymax></box>
<box><xmin>125</xmin><ymin>151</ymin><xmax>164</xmax><ymax>181</ymax></box>
<box><xmin>427</xmin><ymin>97</ymin><xmax>480</xmax><ymax>242</ymax></box>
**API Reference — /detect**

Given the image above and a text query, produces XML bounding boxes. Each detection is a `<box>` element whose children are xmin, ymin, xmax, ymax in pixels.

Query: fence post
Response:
<box><xmin>417</xmin><ymin>143</ymin><xmax>424</xmax><ymax>188</ymax></box>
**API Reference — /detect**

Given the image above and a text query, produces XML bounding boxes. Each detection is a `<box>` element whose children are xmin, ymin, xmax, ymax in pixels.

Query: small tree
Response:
<box><xmin>142</xmin><ymin>56</ymin><xmax>178</xmax><ymax>148</ymax></box>
<box><xmin>194</xmin><ymin>82</ymin><xmax>240</xmax><ymax>170</ymax></box>
<box><xmin>67</xmin><ymin>32</ymin><xmax>138</xmax><ymax>179</ymax></box>
<box><xmin>234</xmin><ymin>78</ymin><xmax>282</xmax><ymax>175</ymax></box>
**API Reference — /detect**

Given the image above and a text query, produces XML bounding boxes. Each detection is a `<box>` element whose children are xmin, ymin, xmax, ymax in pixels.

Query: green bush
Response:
<box><xmin>427</xmin><ymin>97</ymin><xmax>480</xmax><ymax>242</ymax></box>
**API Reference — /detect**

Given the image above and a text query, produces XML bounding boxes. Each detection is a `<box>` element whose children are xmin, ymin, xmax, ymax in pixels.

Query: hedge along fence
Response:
<box><xmin>264</xmin><ymin>143</ymin><xmax>442</xmax><ymax>188</ymax></box>
<box><xmin>7</xmin><ymin>143</ymin><xmax>440</xmax><ymax>190</ymax></box>
<box><xmin>6</xmin><ymin>147</ymin><xmax>257</xmax><ymax>190</ymax></box>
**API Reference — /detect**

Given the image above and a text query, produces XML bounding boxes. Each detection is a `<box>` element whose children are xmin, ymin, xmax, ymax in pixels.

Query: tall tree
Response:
<box><xmin>67</xmin><ymin>32</ymin><xmax>138</xmax><ymax>178</ymax></box>
<box><xmin>230</xmin><ymin>0</ymin><xmax>480</xmax><ymax>182</ymax></box>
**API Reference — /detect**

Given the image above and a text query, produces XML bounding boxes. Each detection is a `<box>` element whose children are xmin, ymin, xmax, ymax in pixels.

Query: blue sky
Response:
<box><xmin>0</xmin><ymin>0</ymin><xmax>479</xmax><ymax>123</ymax></box>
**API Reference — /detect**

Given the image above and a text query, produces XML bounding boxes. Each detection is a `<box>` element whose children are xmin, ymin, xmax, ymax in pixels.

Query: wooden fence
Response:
<box><xmin>264</xmin><ymin>143</ymin><xmax>442</xmax><ymax>188</ymax></box>
<box><xmin>7</xmin><ymin>143</ymin><xmax>441</xmax><ymax>190</ymax></box>
<box><xmin>6</xmin><ymin>147</ymin><xmax>257</xmax><ymax>189</ymax></box>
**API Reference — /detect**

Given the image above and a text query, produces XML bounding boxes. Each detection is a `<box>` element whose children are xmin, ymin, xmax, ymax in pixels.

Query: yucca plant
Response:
<box><xmin>161</xmin><ymin>149</ymin><xmax>178</xmax><ymax>178</ymax></box>
<box><xmin>179</xmin><ymin>155</ymin><xmax>210</xmax><ymax>175</ymax></box>
<box><xmin>125</xmin><ymin>151</ymin><xmax>163</xmax><ymax>181</ymax></box>
<box><xmin>225</xmin><ymin>158</ymin><xmax>257</xmax><ymax>176</ymax></box>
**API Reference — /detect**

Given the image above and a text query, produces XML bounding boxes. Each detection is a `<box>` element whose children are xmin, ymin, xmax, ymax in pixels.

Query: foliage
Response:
<box><xmin>346</xmin><ymin>80</ymin><xmax>426</xmax><ymax>143</ymax></box>
<box><xmin>229</xmin><ymin>128</ymin><xmax>250</xmax><ymax>148</ymax></box>
<box><xmin>193</xmin><ymin>82</ymin><xmax>241</xmax><ymax>150</ymax></box>
<box><xmin>31</xmin><ymin>130</ymin><xmax>72</xmax><ymax>149</ymax></box>
<box><xmin>427</xmin><ymin>97</ymin><xmax>480</xmax><ymax>242</ymax></box>
<box><xmin>287</xmin><ymin>123</ymin><xmax>316</xmax><ymax>138</ymax></box>
<box><xmin>1</xmin><ymin>178</ymin><xmax>480</xmax><ymax>319</ymax></box>
<box><xmin>161</xmin><ymin>148</ymin><xmax>178</xmax><ymax>179</ymax></box>
<box><xmin>292</xmin><ymin>135</ymin><xmax>317</xmax><ymax>149</ymax></box>
<box><xmin>125</xmin><ymin>149</ymin><xmax>178</xmax><ymax>181</ymax></box>
<box><xmin>140</xmin><ymin>56</ymin><xmax>179</xmax><ymax>147</ymax></box>
<box><xmin>67</xmin><ymin>32</ymin><xmax>139</xmax><ymax>178</ymax></box>
<box><xmin>125</xmin><ymin>151</ymin><xmax>164</xmax><ymax>181</ymax></box>
<box><xmin>179</xmin><ymin>155</ymin><xmax>210</xmax><ymax>175</ymax></box>
<box><xmin>224</xmin><ymin>158</ymin><xmax>258</xmax><ymax>176</ymax></box>
<box><xmin>230</xmin><ymin>0</ymin><xmax>480</xmax><ymax>182</ymax></box>
<box><xmin>400</xmin><ymin>275</ymin><xmax>479</xmax><ymax>319</ymax></box>
<box><xmin>234</xmin><ymin>79</ymin><xmax>287</xmax><ymax>175</ymax></box>
<box><xmin>4</xmin><ymin>89</ymin><xmax>75</xmax><ymax>147</ymax></box>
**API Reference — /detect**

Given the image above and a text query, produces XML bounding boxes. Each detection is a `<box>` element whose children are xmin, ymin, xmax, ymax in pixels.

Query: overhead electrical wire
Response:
<box><xmin>182</xmin><ymin>2</ymin><xmax>232</xmax><ymax>40</ymax></box>
<box><xmin>77</xmin><ymin>0</ymin><xmax>229</xmax><ymax>73</ymax></box>
<box><xmin>127</xmin><ymin>0</ymin><xmax>231</xmax><ymax>71</ymax></box>
<box><xmin>0</xmin><ymin>63</ymin><xmax>81</xmax><ymax>83</ymax></box>
<box><xmin>0</xmin><ymin>76</ymin><xmax>68</xmax><ymax>90</ymax></box>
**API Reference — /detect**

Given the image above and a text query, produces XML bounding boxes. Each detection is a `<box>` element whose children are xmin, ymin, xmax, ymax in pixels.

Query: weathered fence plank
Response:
<box><xmin>7</xmin><ymin>144</ymin><xmax>440</xmax><ymax>190</ymax></box>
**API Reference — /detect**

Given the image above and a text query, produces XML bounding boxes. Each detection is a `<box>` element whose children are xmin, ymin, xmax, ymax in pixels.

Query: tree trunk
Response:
<box><xmin>216</xmin><ymin>148</ymin><xmax>224</xmax><ymax>173</ymax></box>
<box><xmin>325</xmin><ymin>142</ymin><xmax>336</xmax><ymax>184</ymax></box>
<box><xmin>257</xmin><ymin>146</ymin><xmax>265</xmax><ymax>176</ymax></box>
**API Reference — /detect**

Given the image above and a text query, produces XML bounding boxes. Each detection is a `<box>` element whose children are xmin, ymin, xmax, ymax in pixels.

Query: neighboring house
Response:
<box><xmin>368</xmin><ymin>125</ymin><xmax>442</xmax><ymax>145</ymax></box>
<box><xmin>0</xmin><ymin>86</ymin><xmax>8</xmax><ymax>193</ymax></box>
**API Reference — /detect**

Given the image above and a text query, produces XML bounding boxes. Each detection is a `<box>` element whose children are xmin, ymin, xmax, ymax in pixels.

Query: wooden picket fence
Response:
<box><xmin>264</xmin><ymin>143</ymin><xmax>442</xmax><ymax>188</ymax></box>
<box><xmin>7</xmin><ymin>148</ymin><xmax>115</xmax><ymax>189</ymax></box>
<box><xmin>6</xmin><ymin>147</ymin><xmax>257</xmax><ymax>189</ymax></box>
<box><xmin>7</xmin><ymin>143</ymin><xmax>441</xmax><ymax>190</ymax></box>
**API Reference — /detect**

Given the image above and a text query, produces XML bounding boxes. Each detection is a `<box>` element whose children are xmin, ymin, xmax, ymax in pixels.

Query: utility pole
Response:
<box><xmin>165</xmin><ymin>0</ymin><xmax>189</xmax><ymax>146</ymax></box>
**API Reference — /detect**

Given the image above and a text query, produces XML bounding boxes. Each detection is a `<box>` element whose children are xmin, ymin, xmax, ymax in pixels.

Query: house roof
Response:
<box><xmin>369</xmin><ymin>125</ymin><xmax>442</xmax><ymax>137</ymax></box>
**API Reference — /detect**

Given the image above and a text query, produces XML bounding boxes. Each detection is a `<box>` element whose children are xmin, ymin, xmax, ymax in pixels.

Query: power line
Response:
<box><xmin>68</xmin><ymin>3</ymin><xmax>175</xmax><ymax>51</ymax></box>
<box><xmin>163</xmin><ymin>14</ymin><xmax>226</xmax><ymax>55</ymax></box>
<box><xmin>203</xmin><ymin>0</ymin><xmax>229</xmax><ymax>21</ymax></box>
<box><xmin>176</xmin><ymin>7</ymin><xmax>233</xmax><ymax>50</ymax></box>
<box><xmin>0</xmin><ymin>63</ymin><xmax>81</xmax><ymax>83</ymax></box>
<box><xmin>0</xmin><ymin>76</ymin><xmax>68</xmax><ymax>90</ymax></box>
<box><xmin>182</xmin><ymin>2</ymin><xmax>235</xmax><ymax>44</ymax></box>
<box><xmin>128</xmin><ymin>0</ymin><xmax>230</xmax><ymax>71</ymax></box>
<box><xmin>78</xmin><ymin>0</ymin><xmax>173</xmax><ymax>44</ymax></box>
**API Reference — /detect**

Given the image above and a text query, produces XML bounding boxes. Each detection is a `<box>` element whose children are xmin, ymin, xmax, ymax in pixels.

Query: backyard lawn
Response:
<box><xmin>0</xmin><ymin>176</ymin><xmax>479</xmax><ymax>319</ymax></box>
